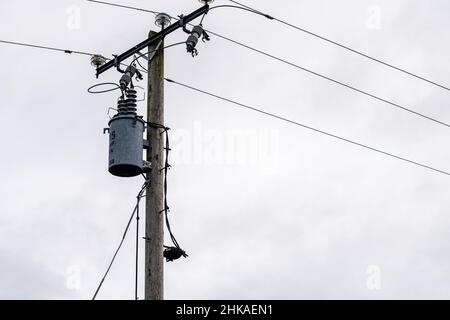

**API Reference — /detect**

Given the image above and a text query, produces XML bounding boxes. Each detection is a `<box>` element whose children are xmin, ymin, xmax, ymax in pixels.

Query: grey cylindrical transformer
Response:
<box><xmin>108</xmin><ymin>114</ymin><xmax>145</xmax><ymax>177</ymax></box>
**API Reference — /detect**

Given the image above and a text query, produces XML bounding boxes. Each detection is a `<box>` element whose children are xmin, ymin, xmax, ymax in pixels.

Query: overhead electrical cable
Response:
<box><xmin>164</xmin><ymin>77</ymin><xmax>450</xmax><ymax>177</ymax></box>
<box><xmin>199</xmin><ymin>30</ymin><xmax>450</xmax><ymax>128</ymax></box>
<box><xmin>86</xmin><ymin>0</ymin><xmax>160</xmax><ymax>15</ymax></box>
<box><xmin>0</xmin><ymin>39</ymin><xmax>94</xmax><ymax>56</ymax></box>
<box><xmin>227</xmin><ymin>0</ymin><xmax>450</xmax><ymax>92</ymax></box>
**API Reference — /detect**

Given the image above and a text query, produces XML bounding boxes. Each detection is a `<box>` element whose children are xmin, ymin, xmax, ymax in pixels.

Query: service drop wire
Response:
<box><xmin>92</xmin><ymin>178</ymin><xmax>149</xmax><ymax>300</ymax></box>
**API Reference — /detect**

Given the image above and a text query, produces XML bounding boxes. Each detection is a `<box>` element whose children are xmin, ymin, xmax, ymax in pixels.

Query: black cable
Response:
<box><xmin>162</xmin><ymin>127</ymin><xmax>188</xmax><ymax>261</ymax></box>
<box><xmin>92</xmin><ymin>179</ymin><xmax>149</xmax><ymax>300</ymax></box>
<box><xmin>145</xmin><ymin>122</ymin><xmax>187</xmax><ymax>261</ymax></box>
<box><xmin>81</xmin><ymin>2</ymin><xmax>450</xmax><ymax>127</ymax></box>
<box><xmin>201</xmin><ymin>28</ymin><xmax>450</xmax><ymax>128</ymax></box>
<box><xmin>163</xmin><ymin>129</ymin><xmax>179</xmax><ymax>248</ymax></box>
<box><xmin>228</xmin><ymin>0</ymin><xmax>450</xmax><ymax>92</ymax></box>
<box><xmin>164</xmin><ymin>77</ymin><xmax>450</xmax><ymax>177</ymax></box>
<box><xmin>0</xmin><ymin>39</ymin><xmax>94</xmax><ymax>56</ymax></box>
<box><xmin>86</xmin><ymin>0</ymin><xmax>160</xmax><ymax>15</ymax></box>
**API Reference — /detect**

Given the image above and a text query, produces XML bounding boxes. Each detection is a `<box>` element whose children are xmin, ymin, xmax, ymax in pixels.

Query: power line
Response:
<box><xmin>83</xmin><ymin>1</ymin><xmax>450</xmax><ymax>128</ymax></box>
<box><xmin>201</xmin><ymin>29</ymin><xmax>450</xmax><ymax>128</ymax></box>
<box><xmin>0</xmin><ymin>38</ymin><xmax>151</xmax><ymax>76</ymax></box>
<box><xmin>86</xmin><ymin>0</ymin><xmax>160</xmax><ymax>15</ymax></box>
<box><xmin>205</xmin><ymin>4</ymin><xmax>274</xmax><ymax>20</ymax></box>
<box><xmin>0</xmin><ymin>39</ymin><xmax>94</xmax><ymax>56</ymax></box>
<box><xmin>164</xmin><ymin>77</ymin><xmax>450</xmax><ymax>177</ymax></box>
<box><xmin>228</xmin><ymin>0</ymin><xmax>450</xmax><ymax>92</ymax></box>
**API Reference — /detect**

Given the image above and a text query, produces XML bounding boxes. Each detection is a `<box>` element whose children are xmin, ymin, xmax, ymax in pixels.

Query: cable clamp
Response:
<box><xmin>163</xmin><ymin>246</ymin><xmax>188</xmax><ymax>262</ymax></box>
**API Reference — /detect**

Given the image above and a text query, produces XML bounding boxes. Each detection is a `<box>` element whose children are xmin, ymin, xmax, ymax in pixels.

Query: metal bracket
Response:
<box><xmin>96</xmin><ymin>4</ymin><xmax>209</xmax><ymax>77</ymax></box>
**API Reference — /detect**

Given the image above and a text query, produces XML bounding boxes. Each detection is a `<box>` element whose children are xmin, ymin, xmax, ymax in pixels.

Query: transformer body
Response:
<box><xmin>108</xmin><ymin>114</ymin><xmax>145</xmax><ymax>177</ymax></box>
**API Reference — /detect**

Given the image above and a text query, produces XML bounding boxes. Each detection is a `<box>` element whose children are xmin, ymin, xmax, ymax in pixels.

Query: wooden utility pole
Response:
<box><xmin>145</xmin><ymin>31</ymin><xmax>165</xmax><ymax>300</ymax></box>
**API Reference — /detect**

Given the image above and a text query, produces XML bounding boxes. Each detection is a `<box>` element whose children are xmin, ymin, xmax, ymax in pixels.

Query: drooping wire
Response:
<box><xmin>81</xmin><ymin>1</ymin><xmax>450</xmax><ymax>128</ymax></box>
<box><xmin>163</xmin><ymin>129</ymin><xmax>178</xmax><ymax>248</ymax></box>
<box><xmin>227</xmin><ymin>0</ymin><xmax>450</xmax><ymax>92</ymax></box>
<box><xmin>145</xmin><ymin>122</ymin><xmax>188</xmax><ymax>261</ymax></box>
<box><xmin>164</xmin><ymin>77</ymin><xmax>450</xmax><ymax>177</ymax></box>
<box><xmin>92</xmin><ymin>178</ymin><xmax>150</xmax><ymax>300</ymax></box>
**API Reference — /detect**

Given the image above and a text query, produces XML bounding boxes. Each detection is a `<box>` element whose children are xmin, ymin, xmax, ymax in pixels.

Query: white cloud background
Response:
<box><xmin>0</xmin><ymin>0</ymin><xmax>448</xmax><ymax>299</ymax></box>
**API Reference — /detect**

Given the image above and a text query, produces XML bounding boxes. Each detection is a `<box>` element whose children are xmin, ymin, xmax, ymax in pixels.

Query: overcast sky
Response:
<box><xmin>0</xmin><ymin>0</ymin><xmax>449</xmax><ymax>300</ymax></box>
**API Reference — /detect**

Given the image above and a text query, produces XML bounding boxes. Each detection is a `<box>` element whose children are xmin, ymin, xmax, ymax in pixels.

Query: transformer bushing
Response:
<box><xmin>108</xmin><ymin>89</ymin><xmax>146</xmax><ymax>177</ymax></box>
<box><xmin>186</xmin><ymin>25</ymin><xmax>204</xmax><ymax>55</ymax></box>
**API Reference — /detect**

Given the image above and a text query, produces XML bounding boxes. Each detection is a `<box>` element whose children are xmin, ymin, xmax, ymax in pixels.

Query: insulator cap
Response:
<box><xmin>91</xmin><ymin>54</ymin><xmax>107</xmax><ymax>67</ymax></box>
<box><xmin>155</xmin><ymin>12</ymin><xmax>171</xmax><ymax>28</ymax></box>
